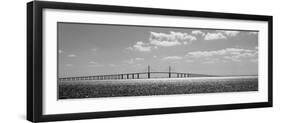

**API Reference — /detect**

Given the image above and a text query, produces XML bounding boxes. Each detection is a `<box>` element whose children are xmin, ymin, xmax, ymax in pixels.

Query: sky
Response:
<box><xmin>58</xmin><ymin>22</ymin><xmax>258</xmax><ymax>77</ymax></box>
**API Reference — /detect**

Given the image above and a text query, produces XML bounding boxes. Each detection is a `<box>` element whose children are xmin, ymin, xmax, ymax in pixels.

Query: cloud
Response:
<box><xmin>123</xmin><ymin>57</ymin><xmax>145</xmax><ymax>64</ymax></box>
<box><xmin>127</xmin><ymin>31</ymin><xmax>197</xmax><ymax>52</ymax></box>
<box><xmin>135</xmin><ymin>58</ymin><xmax>144</xmax><ymax>61</ymax></box>
<box><xmin>204</xmin><ymin>30</ymin><xmax>240</xmax><ymax>40</ymax></box>
<box><xmin>202</xmin><ymin>58</ymin><xmax>220</xmax><ymax>64</ymax></box>
<box><xmin>186</xmin><ymin>47</ymin><xmax>258</xmax><ymax>63</ymax></box>
<box><xmin>218</xmin><ymin>30</ymin><xmax>240</xmax><ymax>37</ymax></box>
<box><xmin>123</xmin><ymin>58</ymin><xmax>135</xmax><ymax>64</ymax></box>
<box><xmin>149</xmin><ymin>31</ymin><xmax>196</xmax><ymax>47</ymax></box>
<box><xmin>187</xmin><ymin>49</ymin><xmax>228</xmax><ymax>57</ymax></box>
<box><xmin>88</xmin><ymin>61</ymin><xmax>103</xmax><ymax>67</ymax></box>
<box><xmin>67</xmin><ymin>54</ymin><xmax>77</xmax><ymax>57</ymax></box>
<box><xmin>204</xmin><ymin>32</ymin><xmax>226</xmax><ymax>40</ymax></box>
<box><xmin>183</xmin><ymin>41</ymin><xmax>188</xmax><ymax>45</ymax></box>
<box><xmin>223</xmin><ymin>56</ymin><xmax>242</xmax><ymax>62</ymax></box>
<box><xmin>222</xmin><ymin>49</ymin><xmax>257</xmax><ymax>62</ymax></box>
<box><xmin>58</xmin><ymin>49</ymin><xmax>63</xmax><ymax>54</ymax></box>
<box><xmin>91</xmin><ymin>48</ymin><xmax>97</xmax><ymax>51</ymax></box>
<box><xmin>191</xmin><ymin>30</ymin><xmax>205</xmax><ymax>36</ymax></box>
<box><xmin>162</xmin><ymin>56</ymin><xmax>183</xmax><ymax>60</ymax></box>
<box><xmin>127</xmin><ymin>41</ymin><xmax>151</xmax><ymax>52</ymax></box>
<box><xmin>187</xmin><ymin>48</ymin><xmax>256</xmax><ymax>58</ymax></box>
<box><xmin>150</xmin><ymin>40</ymin><xmax>181</xmax><ymax>47</ymax></box>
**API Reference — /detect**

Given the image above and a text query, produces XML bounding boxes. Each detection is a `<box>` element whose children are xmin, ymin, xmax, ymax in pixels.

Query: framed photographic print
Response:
<box><xmin>27</xmin><ymin>1</ymin><xmax>273</xmax><ymax>122</ymax></box>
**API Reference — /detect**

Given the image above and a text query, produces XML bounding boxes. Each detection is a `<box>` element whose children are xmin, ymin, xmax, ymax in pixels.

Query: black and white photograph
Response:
<box><xmin>58</xmin><ymin>22</ymin><xmax>259</xmax><ymax>99</ymax></box>
<box><xmin>25</xmin><ymin>1</ymin><xmax>273</xmax><ymax>122</ymax></box>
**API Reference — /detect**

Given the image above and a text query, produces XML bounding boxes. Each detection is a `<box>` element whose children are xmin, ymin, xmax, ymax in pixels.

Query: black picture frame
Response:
<box><xmin>27</xmin><ymin>1</ymin><xmax>273</xmax><ymax>122</ymax></box>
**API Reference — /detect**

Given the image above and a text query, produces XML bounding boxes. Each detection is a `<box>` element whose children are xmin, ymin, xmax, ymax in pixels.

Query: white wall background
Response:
<box><xmin>0</xmin><ymin>0</ymin><xmax>279</xmax><ymax>123</ymax></box>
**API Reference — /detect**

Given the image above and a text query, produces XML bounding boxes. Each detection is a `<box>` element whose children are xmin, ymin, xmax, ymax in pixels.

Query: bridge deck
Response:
<box><xmin>59</xmin><ymin>72</ymin><xmax>215</xmax><ymax>81</ymax></box>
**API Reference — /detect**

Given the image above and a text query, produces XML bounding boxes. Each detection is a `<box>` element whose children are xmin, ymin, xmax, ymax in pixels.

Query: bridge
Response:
<box><xmin>59</xmin><ymin>65</ymin><xmax>215</xmax><ymax>81</ymax></box>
